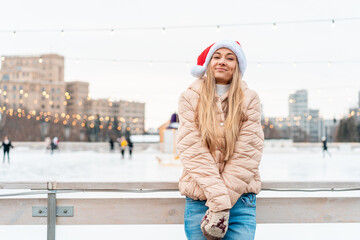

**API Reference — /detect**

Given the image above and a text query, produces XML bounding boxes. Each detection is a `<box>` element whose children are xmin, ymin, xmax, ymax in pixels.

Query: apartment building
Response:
<box><xmin>0</xmin><ymin>54</ymin><xmax>65</xmax><ymax>113</ymax></box>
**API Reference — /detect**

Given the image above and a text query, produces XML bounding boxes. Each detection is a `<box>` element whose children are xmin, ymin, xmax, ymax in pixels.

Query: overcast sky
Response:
<box><xmin>1</xmin><ymin>0</ymin><xmax>359</xmax><ymax>129</ymax></box>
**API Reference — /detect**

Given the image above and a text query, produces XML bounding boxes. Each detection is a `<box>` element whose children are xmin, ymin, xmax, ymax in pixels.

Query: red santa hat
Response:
<box><xmin>191</xmin><ymin>40</ymin><xmax>247</xmax><ymax>78</ymax></box>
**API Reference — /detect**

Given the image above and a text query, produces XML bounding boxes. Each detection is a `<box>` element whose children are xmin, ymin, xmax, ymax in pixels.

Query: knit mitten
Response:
<box><xmin>200</xmin><ymin>209</ymin><xmax>230</xmax><ymax>240</ymax></box>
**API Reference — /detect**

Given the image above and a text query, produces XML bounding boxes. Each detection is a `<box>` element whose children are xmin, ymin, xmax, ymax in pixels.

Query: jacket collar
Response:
<box><xmin>188</xmin><ymin>78</ymin><xmax>248</xmax><ymax>102</ymax></box>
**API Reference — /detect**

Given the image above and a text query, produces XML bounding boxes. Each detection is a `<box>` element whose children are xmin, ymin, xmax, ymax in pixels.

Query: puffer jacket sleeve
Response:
<box><xmin>176</xmin><ymin>91</ymin><xmax>231</xmax><ymax>212</ymax></box>
<box><xmin>221</xmin><ymin>91</ymin><xmax>264</xmax><ymax>207</ymax></box>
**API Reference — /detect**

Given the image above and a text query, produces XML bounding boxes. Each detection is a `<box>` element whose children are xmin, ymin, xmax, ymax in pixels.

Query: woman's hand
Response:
<box><xmin>200</xmin><ymin>209</ymin><xmax>230</xmax><ymax>239</ymax></box>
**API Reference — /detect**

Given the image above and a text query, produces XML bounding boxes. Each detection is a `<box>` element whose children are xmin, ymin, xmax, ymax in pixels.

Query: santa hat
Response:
<box><xmin>191</xmin><ymin>40</ymin><xmax>247</xmax><ymax>78</ymax></box>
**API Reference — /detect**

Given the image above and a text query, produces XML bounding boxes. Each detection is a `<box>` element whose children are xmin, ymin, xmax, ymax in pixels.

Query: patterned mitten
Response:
<box><xmin>200</xmin><ymin>209</ymin><xmax>230</xmax><ymax>240</ymax></box>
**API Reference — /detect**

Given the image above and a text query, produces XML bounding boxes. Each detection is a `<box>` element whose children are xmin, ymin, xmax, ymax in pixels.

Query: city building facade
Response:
<box><xmin>288</xmin><ymin>89</ymin><xmax>322</xmax><ymax>142</ymax></box>
<box><xmin>65</xmin><ymin>81</ymin><xmax>89</xmax><ymax>117</ymax></box>
<box><xmin>0</xmin><ymin>54</ymin><xmax>146</xmax><ymax>136</ymax></box>
<box><xmin>0</xmin><ymin>54</ymin><xmax>66</xmax><ymax>113</ymax></box>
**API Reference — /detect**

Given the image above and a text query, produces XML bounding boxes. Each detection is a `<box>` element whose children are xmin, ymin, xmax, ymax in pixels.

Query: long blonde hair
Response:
<box><xmin>196</xmin><ymin>63</ymin><xmax>248</xmax><ymax>161</ymax></box>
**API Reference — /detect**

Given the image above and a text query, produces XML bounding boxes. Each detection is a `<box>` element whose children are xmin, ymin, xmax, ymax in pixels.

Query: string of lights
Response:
<box><xmin>1</xmin><ymin>17</ymin><xmax>360</xmax><ymax>35</ymax></box>
<box><xmin>0</xmin><ymin>89</ymin><xmax>142</xmax><ymax>129</ymax></box>
<box><xmin>0</xmin><ymin>106</ymin><xmax>139</xmax><ymax>129</ymax></box>
<box><xmin>0</xmin><ymin>85</ymin><xmax>357</xmax><ymax>103</ymax></box>
<box><xmin>64</xmin><ymin>58</ymin><xmax>360</xmax><ymax>66</ymax></box>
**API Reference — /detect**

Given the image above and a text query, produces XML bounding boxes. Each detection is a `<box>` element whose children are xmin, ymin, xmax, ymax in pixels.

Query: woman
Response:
<box><xmin>176</xmin><ymin>40</ymin><xmax>264</xmax><ymax>240</ymax></box>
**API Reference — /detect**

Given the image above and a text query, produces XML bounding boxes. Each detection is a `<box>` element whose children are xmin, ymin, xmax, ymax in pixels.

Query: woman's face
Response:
<box><xmin>210</xmin><ymin>48</ymin><xmax>237</xmax><ymax>84</ymax></box>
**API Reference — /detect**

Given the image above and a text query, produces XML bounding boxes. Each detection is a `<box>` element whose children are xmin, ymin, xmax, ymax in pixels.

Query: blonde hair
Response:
<box><xmin>196</xmin><ymin>63</ymin><xmax>248</xmax><ymax>161</ymax></box>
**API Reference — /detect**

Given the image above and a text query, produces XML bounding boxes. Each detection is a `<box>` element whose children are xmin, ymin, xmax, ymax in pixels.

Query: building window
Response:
<box><xmin>56</xmin><ymin>88</ymin><xmax>60</xmax><ymax>93</ymax></box>
<box><xmin>13</xmin><ymin>86</ymin><xmax>16</xmax><ymax>90</ymax></box>
<box><xmin>2</xmin><ymin>75</ymin><xmax>9</xmax><ymax>81</ymax></box>
<box><xmin>3</xmin><ymin>85</ymin><xmax>7</xmax><ymax>90</ymax></box>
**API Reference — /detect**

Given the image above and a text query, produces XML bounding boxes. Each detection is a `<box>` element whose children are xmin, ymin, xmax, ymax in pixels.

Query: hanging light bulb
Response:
<box><xmin>1</xmin><ymin>56</ymin><xmax>4</xmax><ymax>61</ymax></box>
<box><xmin>39</xmin><ymin>58</ymin><xmax>43</xmax><ymax>63</ymax></box>
<box><xmin>331</xmin><ymin>19</ymin><xmax>335</xmax><ymax>28</ymax></box>
<box><xmin>12</xmin><ymin>31</ymin><xmax>16</xmax><ymax>37</ymax></box>
<box><xmin>216</xmin><ymin>25</ymin><xmax>221</xmax><ymax>32</ymax></box>
<box><xmin>257</xmin><ymin>62</ymin><xmax>262</xmax><ymax>68</ymax></box>
<box><xmin>61</xmin><ymin>29</ymin><xmax>65</xmax><ymax>36</ymax></box>
<box><xmin>327</xmin><ymin>61</ymin><xmax>332</xmax><ymax>66</ymax></box>
<box><xmin>113</xmin><ymin>59</ymin><xmax>117</xmax><ymax>64</ymax></box>
<box><xmin>149</xmin><ymin>60</ymin><xmax>153</xmax><ymax>66</ymax></box>
<box><xmin>186</xmin><ymin>61</ymin><xmax>190</xmax><ymax>68</ymax></box>
<box><xmin>162</xmin><ymin>27</ymin><xmax>166</xmax><ymax>34</ymax></box>
<box><xmin>110</xmin><ymin>29</ymin><xmax>115</xmax><ymax>36</ymax></box>
<box><xmin>76</xmin><ymin>59</ymin><xmax>80</xmax><ymax>64</ymax></box>
<box><xmin>272</xmin><ymin>22</ymin><xmax>277</xmax><ymax>30</ymax></box>
<box><xmin>292</xmin><ymin>61</ymin><xmax>297</xmax><ymax>67</ymax></box>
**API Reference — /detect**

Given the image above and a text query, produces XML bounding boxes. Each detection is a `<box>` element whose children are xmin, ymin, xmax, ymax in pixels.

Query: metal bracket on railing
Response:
<box><xmin>32</xmin><ymin>206</ymin><xmax>74</xmax><ymax>217</ymax></box>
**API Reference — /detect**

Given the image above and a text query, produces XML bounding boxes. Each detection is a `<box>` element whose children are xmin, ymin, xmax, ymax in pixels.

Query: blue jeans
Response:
<box><xmin>184</xmin><ymin>193</ymin><xmax>257</xmax><ymax>240</ymax></box>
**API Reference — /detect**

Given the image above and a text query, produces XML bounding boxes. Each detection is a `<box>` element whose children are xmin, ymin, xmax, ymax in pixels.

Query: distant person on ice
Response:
<box><xmin>322</xmin><ymin>136</ymin><xmax>331</xmax><ymax>158</ymax></box>
<box><xmin>1</xmin><ymin>136</ymin><xmax>14</xmax><ymax>164</ymax></box>
<box><xmin>50</xmin><ymin>136</ymin><xmax>59</xmax><ymax>154</ymax></box>
<box><xmin>45</xmin><ymin>137</ymin><xmax>51</xmax><ymax>150</ymax></box>
<box><xmin>109</xmin><ymin>138</ymin><xmax>114</xmax><ymax>151</ymax></box>
<box><xmin>120</xmin><ymin>136</ymin><xmax>128</xmax><ymax>159</ymax></box>
<box><xmin>127</xmin><ymin>137</ymin><xmax>133</xmax><ymax>159</ymax></box>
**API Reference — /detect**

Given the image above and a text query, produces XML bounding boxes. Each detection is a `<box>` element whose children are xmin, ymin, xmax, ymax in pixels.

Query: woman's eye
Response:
<box><xmin>213</xmin><ymin>56</ymin><xmax>220</xmax><ymax>59</ymax></box>
<box><xmin>227</xmin><ymin>58</ymin><xmax>234</xmax><ymax>61</ymax></box>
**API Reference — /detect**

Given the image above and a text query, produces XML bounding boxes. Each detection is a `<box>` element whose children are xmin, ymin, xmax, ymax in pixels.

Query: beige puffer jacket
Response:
<box><xmin>176</xmin><ymin>78</ymin><xmax>264</xmax><ymax>212</ymax></box>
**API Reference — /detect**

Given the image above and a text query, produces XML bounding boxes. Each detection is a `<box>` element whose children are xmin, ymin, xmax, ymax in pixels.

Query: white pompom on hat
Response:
<box><xmin>191</xmin><ymin>40</ymin><xmax>247</xmax><ymax>78</ymax></box>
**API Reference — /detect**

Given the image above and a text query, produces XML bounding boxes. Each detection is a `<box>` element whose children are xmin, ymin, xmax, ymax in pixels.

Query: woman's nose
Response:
<box><xmin>218</xmin><ymin>58</ymin><xmax>226</xmax><ymax>65</ymax></box>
